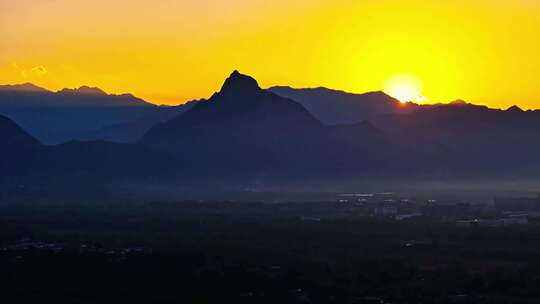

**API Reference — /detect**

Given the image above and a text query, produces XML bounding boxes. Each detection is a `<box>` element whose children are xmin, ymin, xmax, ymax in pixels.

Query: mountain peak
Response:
<box><xmin>506</xmin><ymin>105</ymin><xmax>524</xmax><ymax>113</ymax></box>
<box><xmin>219</xmin><ymin>70</ymin><xmax>261</xmax><ymax>97</ymax></box>
<box><xmin>78</xmin><ymin>86</ymin><xmax>107</xmax><ymax>95</ymax></box>
<box><xmin>450</xmin><ymin>99</ymin><xmax>468</xmax><ymax>106</ymax></box>
<box><xmin>59</xmin><ymin>86</ymin><xmax>107</xmax><ymax>96</ymax></box>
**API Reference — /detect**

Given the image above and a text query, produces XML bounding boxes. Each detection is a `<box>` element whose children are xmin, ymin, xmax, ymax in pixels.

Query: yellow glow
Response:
<box><xmin>1</xmin><ymin>0</ymin><xmax>540</xmax><ymax>108</ymax></box>
<box><xmin>385</xmin><ymin>76</ymin><xmax>427</xmax><ymax>103</ymax></box>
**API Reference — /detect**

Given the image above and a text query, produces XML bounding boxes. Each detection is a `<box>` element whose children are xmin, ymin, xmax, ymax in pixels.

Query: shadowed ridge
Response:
<box><xmin>507</xmin><ymin>105</ymin><xmax>524</xmax><ymax>113</ymax></box>
<box><xmin>0</xmin><ymin>83</ymin><xmax>157</xmax><ymax>143</ymax></box>
<box><xmin>139</xmin><ymin>71</ymin><xmax>398</xmax><ymax>183</ymax></box>
<box><xmin>58</xmin><ymin>86</ymin><xmax>107</xmax><ymax>96</ymax></box>
<box><xmin>0</xmin><ymin>83</ymin><xmax>50</xmax><ymax>93</ymax></box>
<box><xmin>0</xmin><ymin>114</ymin><xmax>42</xmax><ymax>175</ymax></box>
<box><xmin>269</xmin><ymin>86</ymin><xmax>393</xmax><ymax>99</ymax></box>
<box><xmin>268</xmin><ymin>86</ymin><xmax>414</xmax><ymax>125</ymax></box>
<box><xmin>0</xmin><ymin>114</ymin><xmax>41</xmax><ymax>147</ymax></box>
<box><xmin>141</xmin><ymin>70</ymin><xmax>323</xmax><ymax>147</ymax></box>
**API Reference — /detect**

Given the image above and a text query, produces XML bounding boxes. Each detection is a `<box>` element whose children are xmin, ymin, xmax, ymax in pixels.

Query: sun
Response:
<box><xmin>384</xmin><ymin>75</ymin><xmax>427</xmax><ymax>103</ymax></box>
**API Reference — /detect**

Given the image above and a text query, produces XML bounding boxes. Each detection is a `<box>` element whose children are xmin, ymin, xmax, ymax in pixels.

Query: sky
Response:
<box><xmin>1</xmin><ymin>0</ymin><xmax>540</xmax><ymax>109</ymax></box>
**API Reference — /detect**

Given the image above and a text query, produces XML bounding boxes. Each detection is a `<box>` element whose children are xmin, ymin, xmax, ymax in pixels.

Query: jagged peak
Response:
<box><xmin>59</xmin><ymin>86</ymin><xmax>107</xmax><ymax>95</ymax></box>
<box><xmin>219</xmin><ymin>70</ymin><xmax>261</xmax><ymax>96</ymax></box>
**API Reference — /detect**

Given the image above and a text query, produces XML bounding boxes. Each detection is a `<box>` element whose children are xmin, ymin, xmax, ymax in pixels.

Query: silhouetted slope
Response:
<box><xmin>142</xmin><ymin>71</ymin><xmax>321</xmax><ymax>177</ymax></box>
<box><xmin>0</xmin><ymin>114</ymin><xmax>40</xmax><ymax>148</ymax></box>
<box><xmin>0</xmin><ymin>115</ymin><xmax>42</xmax><ymax>175</ymax></box>
<box><xmin>143</xmin><ymin>71</ymin><xmax>322</xmax><ymax>146</ymax></box>
<box><xmin>268</xmin><ymin>86</ymin><xmax>417</xmax><ymax>125</ymax></box>
<box><xmin>0</xmin><ymin>84</ymin><xmax>187</xmax><ymax>143</ymax></box>
<box><xmin>0</xmin><ymin>114</ymin><xmax>180</xmax><ymax>185</ymax></box>
<box><xmin>83</xmin><ymin>100</ymin><xmax>202</xmax><ymax>143</ymax></box>
<box><xmin>141</xmin><ymin>71</ymin><xmax>413</xmax><ymax>182</ymax></box>
<box><xmin>3</xmin><ymin>73</ymin><xmax>540</xmax><ymax>191</ymax></box>
<box><xmin>0</xmin><ymin>83</ymin><xmax>50</xmax><ymax>93</ymax></box>
<box><xmin>371</xmin><ymin>102</ymin><xmax>540</xmax><ymax>177</ymax></box>
<box><xmin>0</xmin><ymin>112</ymin><xmax>180</xmax><ymax>185</ymax></box>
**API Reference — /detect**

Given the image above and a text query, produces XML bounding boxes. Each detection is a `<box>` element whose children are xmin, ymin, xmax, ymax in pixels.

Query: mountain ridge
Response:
<box><xmin>268</xmin><ymin>85</ymin><xmax>418</xmax><ymax>125</ymax></box>
<box><xmin>3</xmin><ymin>71</ymin><xmax>540</xmax><ymax>191</ymax></box>
<box><xmin>0</xmin><ymin>84</ymin><xmax>196</xmax><ymax>143</ymax></box>
<box><xmin>141</xmin><ymin>71</ymin><xmax>417</xmax><ymax>182</ymax></box>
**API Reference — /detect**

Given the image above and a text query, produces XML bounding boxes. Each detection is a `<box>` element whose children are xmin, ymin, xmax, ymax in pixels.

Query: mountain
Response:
<box><xmin>82</xmin><ymin>101</ymin><xmax>202</xmax><ymax>143</ymax></box>
<box><xmin>0</xmin><ymin>113</ymin><xmax>180</xmax><ymax>189</ymax></box>
<box><xmin>0</xmin><ymin>114</ymin><xmax>40</xmax><ymax>148</ymax></box>
<box><xmin>0</xmin><ymin>83</ymin><xmax>50</xmax><ymax>93</ymax></box>
<box><xmin>141</xmin><ymin>71</ymin><xmax>416</xmax><ymax>183</ymax></box>
<box><xmin>370</xmin><ymin>102</ymin><xmax>540</xmax><ymax>177</ymax></box>
<box><xmin>268</xmin><ymin>86</ymin><xmax>418</xmax><ymax>125</ymax></box>
<box><xmin>268</xmin><ymin>84</ymin><xmax>540</xmax><ymax>178</ymax></box>
<box><xmin>3</xmin><ymin>72</ymin><xmax>540</xmax><ymax>193</ymax></box>
<box><xmin>142</xmin><ymin>72</ymin><xmax>540</xmax><ymax>183</ymax></box>
<box><xmin>58</xmin><ymin>86</ymin><xmax>108</xmax><ymax>96</ymax></box>
<box><xmin>0</xmin><ymin>84</ymin><xmax>192</xmax><ymax>143</ymax></box>
<box><xmin>0</xmin><ymin>114</ymin><xmax>42</xmax><ymax>175</ymax></box>
<box><xmin>506</xmin><ymin>105</ymin><xmax>524</xmax><ymax>113</ymax></box>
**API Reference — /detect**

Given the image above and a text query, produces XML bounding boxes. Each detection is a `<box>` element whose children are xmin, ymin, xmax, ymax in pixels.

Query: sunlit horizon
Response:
<box><xmin>2</xmin><ymin>0</ymin><xmax>540</xmax><ymax>109</ymax></box>
<box><xmin>384</xmin><ymin>75</ymin><xmax>428</xmax><ymax>104</ymax></box>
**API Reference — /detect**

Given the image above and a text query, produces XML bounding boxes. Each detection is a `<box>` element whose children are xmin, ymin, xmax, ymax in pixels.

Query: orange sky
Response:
<box><xmin>1</xmin><ymin>0</ymin><xmax>540</xmax><ymax>108</ymax></box>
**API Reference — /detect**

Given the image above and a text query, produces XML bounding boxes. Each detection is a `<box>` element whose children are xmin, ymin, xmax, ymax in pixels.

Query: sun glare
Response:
<box><xmin>384</xmin><ymin>76</ymin><xmax>427</xmax><ymax>103</ymax></box>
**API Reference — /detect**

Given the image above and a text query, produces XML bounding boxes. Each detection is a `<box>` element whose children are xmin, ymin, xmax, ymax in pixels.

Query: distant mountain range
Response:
<box><xmin>370</xmin><ymin>101</ymin><xmax>540</xmax><ymax>176</ymax></box>
<box><xmin>0</xmin><ymin>113</ymin><xmax>178</xmax><ymax>187</ymax></box>
<box><xmin>268</xmin><ymin>86</ymin><xmax>418</xmax><ymax>124</ymax></box>
<box><xmin>0</xmin><ymin>83</ymin><xmax>198</xmax><ymax>144</ymax></box>
<box><xmin>1</xmin><ymin>71</ymin><xmax>540</xmax><ymax>192</ymax></box>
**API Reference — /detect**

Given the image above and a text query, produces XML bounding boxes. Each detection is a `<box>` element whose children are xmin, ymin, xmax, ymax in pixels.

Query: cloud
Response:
<box><xmin>31</xmin><ymin>65</ymin><xmax>47</xmax><ymax>76</ymax></box>
<box><xmin>10</xmin><ymin>63</ymin><xmax>48</xmax><ymax>78</ymax></box>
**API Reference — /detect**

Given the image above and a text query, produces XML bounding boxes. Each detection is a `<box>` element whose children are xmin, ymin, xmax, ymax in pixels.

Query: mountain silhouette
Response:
<box><xmin>370</xmin><ymin>102</ymin><xmax>540</xmax><ymax>177</ymax></box>
<box><xmin>506</xmin><ymin>105</ymin><xmax>524</xmax><ymax>113</ymax></box>
<box><xmin>0</xmin><ymin>84</ymin><xmax>193</xmax><ymax>143</ymax></box>
<box><xmin>82</xmin><ymin>101</ymin><xmax>202</xmax><ymax>143</ymax></box>
<box><xmin>0</xmin><ymin>114</ymin><xmax>40</xmax><ymax>148</ymax></box>
<box><xmin>0</xmin><ymin>83</ymin><xmax>50</xmax><ymax>93</ymax></box>
<box><xmin>141</xmin><ymin>71</ymin><xmax>413</xmax><ymax>182</ymax></box>
<box><xmin>0</xmin><ymin>114</ymin><xmax>42</xmax><ymax>176</ymax></box>
<box><xmin>3</xmin><ymin>72</ymin><xmax>540</xmax><ymax>193</ymax></box>
<box><xmin>58</xmin><ymin>86</ymin><xmax>108</xmax><ymax>96</ymax></box>
<box><xmin>268</xmin><ymin>86</ymin><xmax>418</xmax><ymax>125</ymax></box>
<box><xmin>0</xmin><ymin>113</ymin><xmax>179</xmax><ymax>186</ymax></box>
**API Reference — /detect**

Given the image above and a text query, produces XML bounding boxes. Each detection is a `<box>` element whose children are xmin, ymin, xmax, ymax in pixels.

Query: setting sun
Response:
<box><xmin>384</xmin><ymin>76</ymin><xmax>427</xmax><ymax>103</ymax></box>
